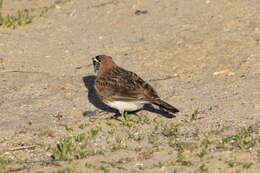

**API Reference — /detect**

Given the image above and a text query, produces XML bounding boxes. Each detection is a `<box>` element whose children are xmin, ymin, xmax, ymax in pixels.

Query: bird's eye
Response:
<box><xmin>95</xmin><ymin>55</ymin><xmax>102</xmax><ymax>62</ymax></box>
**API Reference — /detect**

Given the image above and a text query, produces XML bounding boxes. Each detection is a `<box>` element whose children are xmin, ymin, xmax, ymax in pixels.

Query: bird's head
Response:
<box><xmin>92</xmin><ymin>55</ymin><xmax>116</xmax><ymax>74</ymax></box>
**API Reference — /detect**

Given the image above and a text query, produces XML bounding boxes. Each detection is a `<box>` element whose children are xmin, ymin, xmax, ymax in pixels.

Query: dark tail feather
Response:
<box><xmin>151</xmin><ymin>99</ymin><xmax>179</xmax><ymax>113</ymax></box>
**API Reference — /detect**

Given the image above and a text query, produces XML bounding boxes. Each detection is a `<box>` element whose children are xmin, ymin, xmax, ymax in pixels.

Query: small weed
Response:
<box><xmin>201</xmin><ymin>138</ymin><xmax>211</xmax><ymax>149</ymax></box>
<box><xmin>170</xmin><ymin>140</ymin><xmax>197</xmax><ymax>153</ymax></box>
<box><xmin>130</xmin><ymin>115</ymin><xmax>151</xmax><ymax>125</ymax></box>
<box><xmin>111</xmin><ymin>137</ymin><xmax>127</xmax><ymax>152</ymax></box>
<box><xmin>139</xmin><ymin>115</ymin><xmax>151</xmax><ymax>125</ymax></box>
<box><xmin>225</xmin><ymin>160</ymin><xmax>235</xmax><ymax>167</ymax></box>
<box><xmin>195</xmin><ymin>164</ymin><xmax>208</xmax><ymax>173</ymax></box>
<box><xmin>197</xmin><ymin>148</ymin><xmax>207</xmax><ymax>158</ymax></box>
<box><xmin>74</xmin><ymin>133</ymin><xmax>85</xmax><ymax>142</ymax></box>
<box><xmin>74</xmin><ymin>149</ymin><xmax>91</xmax><ymax>159</ymax></box>
<box><xmin>78</xmin><ymin>123</ymin><xmax>87</xmax><ymax>129</ymax></box>
<box><xmin>128</xmin><ymin>131</ymin><xmax>142</xmax><ymax>141</ymax></box>
<box><xmin>52</xmin><ymin>138</ymin><xmax>73</xmax><ymax>161</ymax></box>
<box><xmin>221</xmin><ymin>126</ymin><xmax>257</xmax><ymax>150</ymax></box>
<box><xmin>100</xmin><ymin>165</ymin><xmax>110</xmax><ymax>173</ymax></box>
<box><xmin>111</xmin><ymin>143</ymin><xmax>127</xmax><ymax>152</ymax></box>
<box><xmin>197</xmin><ymin>138</ymin><xmax>211</xmax><ymax>158</ymax></box>
<box><xmin>225</xmin><ymin>160</ymin><xmax>253</xmax><ymax>169</ymax></box>
<box><xmin>52</xmin><ymin>136</ymin><xmax>102</xmax><ymax>161</ymax></box>
<box><xmin>0</xmin><ymin>156</ymin><xmax>9</xmax><ymax>165</ymax></box>
<box><xmin>0</xmin><ymin>9</ymin><xmax>32</xmax><ymax>29</ymax></box>
<box><xmin>164</xmin><ymin>159</ymin><xmax>176</xmax><ymax>167</ymax></box>
<box><xmin>162</xmin><ymin>123</ymin><xmax>179</xmax><ymax>137</ymax></box>
<box><xmin>190</xmin><ymin>109</ymin><xmax>199</xmax><ymax>121</ymax></box>
<box><xmin>108</xmin><ymin>127</ymin><xmax>116</xmax><ymax>135</ymax></box>
<box><xmin>121</xmin><ymin>112</ymin><xmax>151</xmax><ymax>127</ymax></box>
<box><xmin>0</xmin><ymin>155</ymin><xmax>10</xmax><ymax>169</ymax></box>
<box><xmin>148</xmin><ymin>133</ymin><xmax>159</xmax><ymax>145</ymax></box>
<box><xmin>90</xmin><ymin>126</ymin><xmax>101</xmax><ymax>138</ymax></box>
<box><xmin>176</xmin><ymin>151</ymin><xmax>192</xmax><ymax>166</ymax></box>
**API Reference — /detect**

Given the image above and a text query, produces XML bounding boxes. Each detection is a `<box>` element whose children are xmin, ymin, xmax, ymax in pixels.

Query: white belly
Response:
<box><xmin>106</xmin><ymin>101</ymin><xmax>146</xmax><ymax>112</ymax></box>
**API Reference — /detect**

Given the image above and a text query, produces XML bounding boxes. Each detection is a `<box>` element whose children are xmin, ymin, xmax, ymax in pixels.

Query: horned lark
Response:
<box><xmin>92</xmin><ymin>55</ymin><xmax>179</xmax><ymax>117</ymax></box>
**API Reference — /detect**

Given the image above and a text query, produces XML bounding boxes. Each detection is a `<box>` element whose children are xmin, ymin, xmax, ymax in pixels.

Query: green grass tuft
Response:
<box><xmin>0</xmin><ymin>9</ymin><xmax>32</xmax><ymax>29</ymax></box>
<box><xmin>162</xmin><ymin>123</ymin><xmax>179</xmax><ymax>137</ymax></box>
<box><xmin>52</xmin><ymin>138</ymin><xmax>73</xmax><ymax>161</ymax></box>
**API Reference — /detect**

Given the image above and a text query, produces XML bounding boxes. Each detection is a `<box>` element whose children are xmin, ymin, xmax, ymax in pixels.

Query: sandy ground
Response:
<box><xmin>0</xmin><ymin>0</ymin><xmax>260</xmax><ymax>172</ymax></box>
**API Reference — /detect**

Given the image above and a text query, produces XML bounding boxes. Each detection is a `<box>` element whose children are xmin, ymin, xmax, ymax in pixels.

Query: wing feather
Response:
<box><xmin>95</xmin><ymin>67</ymin><xmax>158</xmax><ymax>101</ymax></box>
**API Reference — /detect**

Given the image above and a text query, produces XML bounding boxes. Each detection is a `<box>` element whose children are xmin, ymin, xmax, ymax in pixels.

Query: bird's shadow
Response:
<box><xmin>82</xmin><ymin>75</ymin><xmax>176</xmax><ymax>119</ymax></box>
<box><xmin>82</xmin><ymin>75</ymin><xmax>117</xmax><ymax>115</ymax></box>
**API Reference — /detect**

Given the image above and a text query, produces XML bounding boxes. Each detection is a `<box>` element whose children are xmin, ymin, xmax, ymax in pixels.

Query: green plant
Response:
<box><xmin>169</xmin><ymin>139</ymin><xmax>185</xmax><ymax>152</ymax></box>
<box><xmin>128</xmin><ymin>131</ymin><xmax>142</xmax><ymax>141</ymax></box>
<box><xmin>74</xmin><ymin>133</ymin><xmax>85</xmax><ymax>142</ymax></box>
<box><xmin>78</xmin><ymin>123</ymin><xmax>87</xmax><ymax>129</ymax></box>
<box><xmin>195</xmin><ymin>164</ymin><xmax>208</xmax><ymax>173</ymax></box>
<box><xmin>52</xmin><ymin>138</ymin><xmax>73</xmax><ymax>161</ymax></box>
<box><xmin>90</xmin><ymin>126</ymin><xmax>101</xmax><ymax>138</ymax></box>
<box><xmin>148</xmin><ymin>133</ymin><xmax>159</xmax><ymax>145</ymax></box>
<box><xmin>0</xmin><ymin>156</ymin><xmax>9</xmax><ymax>165</ymax></box>
<box><xmin>0</xmin><ymin>155</ymin><xmax>10</xmax><ymax>170</ymax></box>
<box><xmin>176</xmin><ymin>151</ymin><xmax>192</xmax><ymax>166</ymax></box>
<box><xmin>74</xmin><ymin>149</ymin><xmax>91</xmax><ymax>159</ymax></box>
<box><xmin>111</xmin><ymin>143</ymin><xmax>127</xmax><ymax>152</ymax></box>
<box><xmin>0</xmin><ymin>9</ymin><xmax>32</xmax><ymax>29</ymax></box>
<box><xmin>221</xmin><ymin>126</ymin><xmax>257</xmax><ymax>150</ymax></box>
<box><xmin>100</xmin><ymin>165</ymin><xmax>110</xmax><ymax>173</ymax></box>
<box><xmin>197</xmin><ymin>138</ymin><xmax>211</xmax><ymax>158</ymax></box>
<box><xmin>190</xmin><ymin>109</ymin><xmax>199</xmax><ymax>121</ymax></box>
<box><xmin>225</xmin><ymin>160</ymin><xmax>235</xmax><ymax>167</ymax></box>
<box><xmin>162</xmin><ymin>123</ymin><xmax>179</xmax><ymax>137</ymax></box>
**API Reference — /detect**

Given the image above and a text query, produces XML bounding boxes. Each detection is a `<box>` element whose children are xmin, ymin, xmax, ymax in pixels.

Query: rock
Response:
<box><xmin>213</xmin><ymin>69</ymin><xmax>235</xmax><ymax>76</ymax></box>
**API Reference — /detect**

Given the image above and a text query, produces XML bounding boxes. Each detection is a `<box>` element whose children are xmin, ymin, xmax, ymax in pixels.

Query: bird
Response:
<box><xmin>92</xmin><ymin>55</ymin><xmax>179</xmax><ymax>118</ymax></box>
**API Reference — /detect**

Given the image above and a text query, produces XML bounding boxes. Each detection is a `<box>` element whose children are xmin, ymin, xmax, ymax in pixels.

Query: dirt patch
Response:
<box><xmin>0</xmin><ymin>0</ymin><xmax>260</xmax><ymax>172</ymax></box>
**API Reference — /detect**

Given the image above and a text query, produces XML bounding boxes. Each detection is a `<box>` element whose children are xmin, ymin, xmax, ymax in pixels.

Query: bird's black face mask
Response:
<box><xmin>92</xmin><ymin>56</ymin><xmax>101</xmax><ymax>73</ymax></box>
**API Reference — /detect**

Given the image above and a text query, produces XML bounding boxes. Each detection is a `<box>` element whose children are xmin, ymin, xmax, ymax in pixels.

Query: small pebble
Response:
<box><xmin>135</xmin><ymin>10</ymin><xmax>148</xmax><ymax>15</ymax></box>
<box><xmin>83</xmin><ymin>111</ymin><xmax>96</xmax><ymax>117</ymax></box>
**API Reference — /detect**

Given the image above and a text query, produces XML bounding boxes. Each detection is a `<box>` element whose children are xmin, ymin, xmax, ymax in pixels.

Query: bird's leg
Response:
<box><xmin>122</xmin><ymin>111</ymin><xmax>129</xmax><ymax>121</ymax></box>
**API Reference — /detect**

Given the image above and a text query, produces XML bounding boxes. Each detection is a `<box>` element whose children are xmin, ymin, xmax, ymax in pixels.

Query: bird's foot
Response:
<box><xmin>110</xmin><ymin>113</ymin><xmax>121</xmax><ymax>120</ymax></box>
